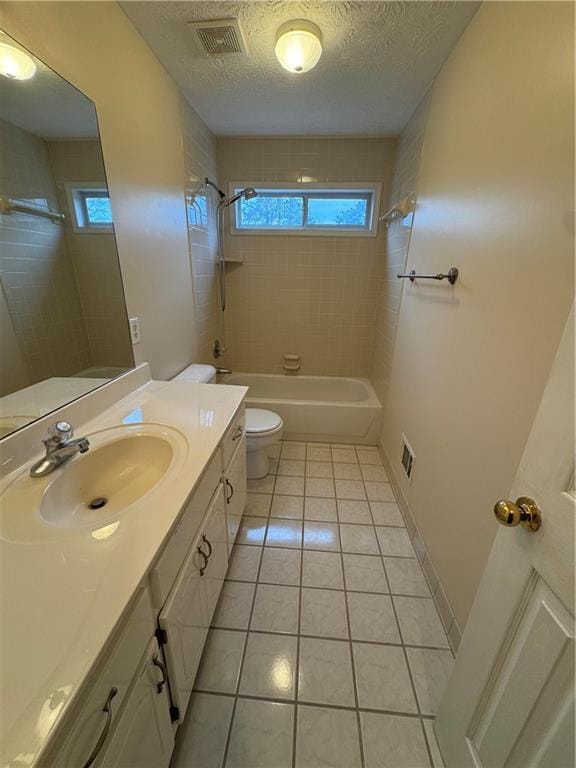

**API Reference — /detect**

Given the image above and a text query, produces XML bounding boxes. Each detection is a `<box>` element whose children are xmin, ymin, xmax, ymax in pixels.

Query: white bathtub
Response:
<box><xmin>225</xmin><ymin>373</ymin><xmax>382</xmax><ymax>444</ymax></box>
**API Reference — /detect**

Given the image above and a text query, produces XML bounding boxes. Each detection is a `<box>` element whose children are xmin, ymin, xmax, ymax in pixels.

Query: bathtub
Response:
<box><xmin>225</xmin><ymin>373</ymin><xmax>382</xmax><ymax>444</ymax></box>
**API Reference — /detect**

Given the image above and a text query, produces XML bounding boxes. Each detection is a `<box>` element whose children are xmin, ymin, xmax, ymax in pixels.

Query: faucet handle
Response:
<box><xmin>46</xmin><ymin>421</ymin><xmax>73</xmax><ymax>446</ymax></box>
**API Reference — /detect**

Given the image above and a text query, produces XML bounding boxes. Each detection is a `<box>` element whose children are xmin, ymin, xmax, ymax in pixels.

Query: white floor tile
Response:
<box><xmin>278</xmin><ymin>459</ymin><xmax>306</xmax><ymax>477</ymax></box>
<box><xmin>251</xmin><ymin>584</ymin><xmax>300</xmax><ymax>634</ymax></box>
<box><xmin>331</xmin><ymin>448</ymin><xmax>358</xmax><ymax>463</ymax></box>
<box><xmin>335</xmin><ymin>479</ymin><xmax>367</xmax><ymax>500</ymax></box>
<box><xmin>365</xmin><ymin>482</ymin><xmax>396</xmax><ymax>502</ymax></box>
<box><xmin>332</xmin><ymin>462</ymin><xmax>362</xmax><ymax>480</ymax></box>
<box><xmin>347</xmin><ymin>592</ymin><xmax>401</xmax><ymax>643</ymax></box>
<box><xmin>305</xmin><ymin>477</ymin><xmax>336</xmax><ymax>498</ymax></box>
<box><xmin>296</xmin><ymin>705</ymin><xmax>362</xmax><ymax>768</ymax></box>
<box><xmin>265</xmin><ymin>519</ymin><xmax>303</xmax><ymax>548</ymax></box>
<box><xmin>237</xmin><ymin>516</ymin><xmax>268</xmax><ymax>546</ymax></box>
<box><xmin>385</xmin><ymin>557</ymin><xmax>430</xmax><ymax>597</ymax></box>
<box><xmin>239</xmin><ymin>633</ymin><xmax>297</xmax><ymax>699</ymax></box>
<box><xmin>227</xmin><ymin>545</ymin><xmax>262</xmax><ymax>581</ymax></box>
<box><xmin>271</xmin><ymin>494</ymin><xmax>304</xmax><ymax>519</ymax></box>
<box><xmin>245</xmin><ymin>492</ymin><xmax>272</xmax><ymax>517</ymax></box>
<box><xmin>393</xmin><ymin>597</ymin><xmax>450</xmax><ymax>648</ymax></box>
<box><xmin>340</xmin><ymin>523</ymin><xmax>379</xmax><ymax>555</ymax></box>
<box><xmin>304</xmin><ymin>497</ymin><xmax>338</xmax><ymax>522</ymax></box>
<box><xmin>259</xmin><ymin>547</ymin><xmax>301</xmax><ymax>586</ymax></box>
<box><xmin>353</xmin><ymin>643</ymin><xmax>418</xmax><ymax>713</ymax></box>
<box><xmin>423</xmin><ymin>719</ymin><xmax>445</xmax><ymax>768</ymax></box>
<box><xmin>303</xmin><ymin>521</ymin><xmax>341</xmax><ymax>551</ymax></box>
<box><xmin>376</xmin><ymin>527</ymin><xmax>416</xmax><ymax>557</ymax></box>
<box><xmin>306</xmin><ymin>461</ymin><xmax>334</xmax><ymax>478</ymax></box>
<box><xmin>343</xmin><ymin>554</ymin><xmax>389</xmax><ymax>593</ymax></box>
<box><xmin>361</xmin><ymin>464</ymin><xmax>389</xmax><ymax>482</ymax></box>
<box><xmin>406</xmin><ymin>647</ymin><xmax>454</xmax><ymax>715</ymax></box>
<box><xmin>356</xmin><ymin>449</ymin><xmax>382</xmax><ymax>466</ymax></box>
<box><xmin>248</xmin><ymin>475</ymin><xmax>276</xmax><ymax>494</ymax></box>
<box><xmin>298</xmin><ymin>637</ymin><xmax>355</xmax><ymax>706</ymax></box>
<box><xmin>338</xmin><ymin>499</ymin><xmax>372</xmax><ymax>524</ymax></box>
<box><xmin>281</xmin><ymin>443</ymin><xmax>306</xmax><ymax>460</ymax></box>
<box><xmin>300</xmin><ymin>587</ymin><xmax>348</xmax><ymax>638</ymax></box>
<box><xmin>171</xmin><ymin>693</ymin><xmax>233</xmax><ymax>768</ymax></box>
<box><xmin>213</xmin><ymin>582</ymin><xmax>255</xmax><ymax>630</ymax></box>
<box><xmin>194</xmin><ymin>629</ymin><xmax>246</xmax><ymax>693</ymax></box>
<box><xmin>227</xmin><ymin>698</ymin><xmax>294</xmax><ymax>768</ymax></box>
<box><xmin>275</xmin><ymin>475</ymin><xmax>305</xmax><ymax>496</ymax></box>
<box><xmin>302</xmin><ymin>551</ymin><xmax>344</xmax><ymax>589</ymax></box>
<box><xmin>370</xmin><ymin>501</ymin><xmax>404</xmax><ymax>527</ymax></box>
<box><xmin>307</xmin><ymin>446</ymin><xmax>332</xmax><ymax>462</ymax></box>
<box><xmin>361</xmin><ymin>712</ymin><xmax>431</xmax><ymax>768</ymax></box>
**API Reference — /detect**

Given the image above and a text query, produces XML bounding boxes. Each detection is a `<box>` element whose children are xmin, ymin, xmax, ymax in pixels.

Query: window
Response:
<box><xmin>65</xmin><ymin>183</ymin><xmax>114</xmax><ymax>233</ymax></box>
<box><xmin>231</xmin><ymin>183</ymin><xmax>381</xmax><ymax>236</ymax></box>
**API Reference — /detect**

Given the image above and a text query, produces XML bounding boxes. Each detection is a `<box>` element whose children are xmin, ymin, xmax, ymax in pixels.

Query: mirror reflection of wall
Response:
<box><xmin>0</xmin><ymin>33</ymin><xmax>134</xmax><ymax>437</ymax></box>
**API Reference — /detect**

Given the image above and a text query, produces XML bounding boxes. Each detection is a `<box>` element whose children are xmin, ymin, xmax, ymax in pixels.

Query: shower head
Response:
<box><xmin>225</xmin><ymin>187</ymin><xmax>258</xmax><ymax>206</ymax></box>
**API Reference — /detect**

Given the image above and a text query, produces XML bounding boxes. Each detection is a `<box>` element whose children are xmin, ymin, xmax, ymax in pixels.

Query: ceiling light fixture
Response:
<box><xmin>275</xmin><ymin>19</ymin><xmax>322</xmax><ymax>74</ymax></box>
<box><xmin>0</xmin><ymin>42</ymin><xmax>36</xmax><ymax>80</ymax></box>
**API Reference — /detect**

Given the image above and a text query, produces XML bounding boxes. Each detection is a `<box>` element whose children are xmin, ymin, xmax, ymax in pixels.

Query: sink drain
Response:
<box><xmin>88</xmin><ymin>496</ymin><xmax>108</xmax><ymax>510</ymax></box>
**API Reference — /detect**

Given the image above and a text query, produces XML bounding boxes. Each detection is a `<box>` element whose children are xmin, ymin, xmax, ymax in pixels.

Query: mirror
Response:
<box><xmin>0</xmin><ymin>32</ymin><xmax>134</xmax><ymax>438</ymax></box>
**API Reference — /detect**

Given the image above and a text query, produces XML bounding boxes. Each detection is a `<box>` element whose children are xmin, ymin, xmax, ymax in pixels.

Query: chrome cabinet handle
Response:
<box><xmin>201</xmin><ymin>534</ymin><xmax>213</xmax><ymax>558</ymax></box>
<box><xmin>225</xmin><ymin>479</ymin><xmax>234</xmax><ymax>503</ymax></box>
<box><xmin>82</xmin><ymin>686</ymin><xmax>118</xmax><ymax>768</ymax></box>
<box><xmin>232</xmin><ymin>425</ymin><xmax>244</xmax><ymax>441</ymax></box>
<box><xmin>197</xmin><ymin>547</ymin><xmax>209</xmax><ymax>576</ymax></box>
<box><xmin>152</xmin><ymin>653</ymin><xmax>168</xmax><ymax>694</ymax></box>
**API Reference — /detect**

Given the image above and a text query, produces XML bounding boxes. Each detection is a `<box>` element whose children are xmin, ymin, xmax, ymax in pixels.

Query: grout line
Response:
<box><xmin>292</xmin><ymin>506</ymin><xmax>305</xmax><ymax>768</ymax></box>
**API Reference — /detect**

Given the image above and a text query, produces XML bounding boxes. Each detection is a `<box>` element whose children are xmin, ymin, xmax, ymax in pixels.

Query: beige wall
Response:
<box><xmin>1</xmin><ymin>1</ymin><xmax>198</xmax><ymax>380</ymax></box>
<box><xmin>380</xmin><ymin>1</ymin><xmax>574</xmax><ymax>629</ymax></box>
<box><xmin>371</xmin><ymin>93</ymin><xmax>431</xmax><ymax>406</ymax></box>
<box><xmin>180</xmin><ymin>97</ymin><xmax>221</xmax><ymax>365</ymax></box>
<box><xmin>47</xmin><ymin>140</ymin><xmax>133</xmax><ymax>369</ymax></box>
<box><xmin>217</xmin><ymin>137</ymin><xmax>396</xmax><ymax>375</ymax></box>
<box><xmin>0</xmin><ymin>118</ymin><xmax>92</xmax><ymax>392</ymax></box>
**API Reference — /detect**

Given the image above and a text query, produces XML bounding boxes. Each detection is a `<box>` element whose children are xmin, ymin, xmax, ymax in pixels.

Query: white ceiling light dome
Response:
<box><xmin>0</xmin><ymin>42</ymin><xmax>36</xmax><ymax>80</ymax></box>
<box><xmin>275</xmin><ymin>19</ymin><xmax>322</xmax><ymax>74</ymax></box>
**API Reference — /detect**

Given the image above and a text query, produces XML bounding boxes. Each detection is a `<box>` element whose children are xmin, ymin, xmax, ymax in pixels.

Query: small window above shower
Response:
<box><xmin>229</xmin><ymin>182</ymin><xmax>381</xmax><ymax>237</ymax></box>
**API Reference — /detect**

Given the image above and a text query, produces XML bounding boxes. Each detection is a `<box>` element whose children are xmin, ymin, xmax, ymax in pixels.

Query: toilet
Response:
<box><xmin>245</xmin><ymin>408</ymin><xmax>283</xmax><ymax>479</ymax></box>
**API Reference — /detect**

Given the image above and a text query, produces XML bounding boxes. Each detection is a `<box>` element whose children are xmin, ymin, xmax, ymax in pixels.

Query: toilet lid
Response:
<box><xmin>246</xmin><ymin>408</ymin><xmax>283</xmax><ymax>434</ymax></box>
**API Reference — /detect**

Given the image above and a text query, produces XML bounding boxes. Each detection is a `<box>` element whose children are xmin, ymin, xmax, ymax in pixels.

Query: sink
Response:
<box><xmin>0</xmin><ymin>424</ymin><xmax>189</xmax><ymax>543</ymax></box>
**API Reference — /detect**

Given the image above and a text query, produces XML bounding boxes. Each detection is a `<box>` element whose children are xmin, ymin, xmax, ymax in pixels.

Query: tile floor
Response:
<box><xmin>172</xmin><ymin>442</ymin><xmax>453</xmax><ymax>768</ymax></box>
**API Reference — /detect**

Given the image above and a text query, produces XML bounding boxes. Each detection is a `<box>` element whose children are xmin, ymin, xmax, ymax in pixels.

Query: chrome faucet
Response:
<box><xmin>29</xmin><ymin>421</ymin><xmax>90</xmax><ymax>478</ymax></box>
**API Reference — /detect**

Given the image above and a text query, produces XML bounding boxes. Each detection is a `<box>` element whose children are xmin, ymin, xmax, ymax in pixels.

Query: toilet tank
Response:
<box><xmin>172</xmin><ymin>364</ymin><xmax>216</xmax><ymax>384</ymax></box>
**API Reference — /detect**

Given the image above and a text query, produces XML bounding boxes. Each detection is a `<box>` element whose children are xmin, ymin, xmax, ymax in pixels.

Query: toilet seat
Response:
<box><xmin>246</xmin><ymin>408</ymin><xmax>283</xmax><ymax>435</ymax></box>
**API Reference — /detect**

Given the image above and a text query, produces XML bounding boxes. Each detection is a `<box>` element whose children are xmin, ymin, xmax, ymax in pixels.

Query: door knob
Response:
<box><xmin>494</xmin><ymin>496</ymin><xmax>542</xmax><ymax>532</ymax></box>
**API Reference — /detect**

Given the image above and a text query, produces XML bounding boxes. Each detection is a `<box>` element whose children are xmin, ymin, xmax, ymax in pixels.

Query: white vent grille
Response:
<box><xmin>188</xmin><ymin>19</ymin><xmax>247</xmax><ymax>56</ymax></box>
<box><xmin>400</xmin><ymin>434</ymin><xmax>415</xmax><ymax>483</ymax></box>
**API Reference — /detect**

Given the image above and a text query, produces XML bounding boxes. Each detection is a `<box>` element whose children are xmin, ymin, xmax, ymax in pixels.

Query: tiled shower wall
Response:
<box><xmin>370</xmin><ymin>93</ymin><xmax>431</xmax><ymax>408</ymax></box>
<box><xmin>217</xmin><ymin>138</ymin><xmax>396</xmax><ymax>376</ymax></box>
<box><xmin>180</xmin><ymin>97</ymin><xmax>221</xmax><ymax>365</ymax></box>
<box><xmin>0</xmin><ymin>119</ymin><xmax>91</xmax><ymax>395</ymax></box>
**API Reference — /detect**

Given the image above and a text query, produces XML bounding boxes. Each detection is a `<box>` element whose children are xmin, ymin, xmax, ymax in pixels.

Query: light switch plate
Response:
<box><xmin>129</xmin><ymin>317</ymin><xmax>141</xmax><ymax>345</ymax></box>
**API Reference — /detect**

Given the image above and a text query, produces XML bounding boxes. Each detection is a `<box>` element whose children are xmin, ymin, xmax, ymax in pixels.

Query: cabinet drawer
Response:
<box><xmin>52</xmin><ymin>587</ymin><xmax>155</xmax><ymax>768</ymax></box>
<box><xmin>221</xmin><ymin>404</ymin><xmax>246</xmax><ymax>471</ymax></box>
<box><xmin>150</xmin><ymin>451</ymin><xmax>221</xmax><ymax>609</ymax></box>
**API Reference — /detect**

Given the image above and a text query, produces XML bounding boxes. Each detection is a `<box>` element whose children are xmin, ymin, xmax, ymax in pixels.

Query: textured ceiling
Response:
<box><xmin>121</xmin><ymin>1</ymin><xmax>479</xmax><ymax>136</ymax></box>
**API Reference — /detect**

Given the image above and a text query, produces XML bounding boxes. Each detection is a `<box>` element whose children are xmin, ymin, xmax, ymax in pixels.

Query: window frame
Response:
<box><xmin>229</xmin><ymin>181</ymin><xmax>381</xmax><ymax>237</ymax></box>
<box><xmin>64</xmin><ymin>182</ymin><xmax>114</xmax><ymax>234</ymax></box>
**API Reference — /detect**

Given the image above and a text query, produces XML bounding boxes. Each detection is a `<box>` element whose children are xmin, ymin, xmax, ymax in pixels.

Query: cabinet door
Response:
<box><xmin>158</xmin><ymin>532</ymin><xmax>208</xmax><ymax>715</ymax></box>
<box><xmin>98</xmin><ymin>639</ymin><xmax>174</xmax><ymax>768</ymax></box>
<box><xmin>223</xmin><ymin>438</ymin><xmax>247</xmax><ymax>556</ymax></box>
<box><xmin>202</xmin><ymin>484</ymin><xmax>228</xmax><ymax>624</ymax></box>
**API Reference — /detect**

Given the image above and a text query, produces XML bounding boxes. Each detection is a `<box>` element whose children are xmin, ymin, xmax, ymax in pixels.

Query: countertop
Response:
<box><xmin>0</xmin><ymin>379</ymin><xmax>247</xmax><ymax>767</ymax></box>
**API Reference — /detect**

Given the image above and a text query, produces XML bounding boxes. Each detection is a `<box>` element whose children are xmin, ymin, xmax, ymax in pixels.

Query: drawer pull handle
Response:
<box><xmin>232</xmin><ymin>425</ymin><xmax>244</xmax><ymax>441</ymax></box>
<box><xmin>225</xmin><ymin>479</ymin><xmax>235</xmax><ymax>503</ymax></box>
<box><xmin>152</xmin><ymin>653</ymin><xmax>168</xmax><ymax>694</ymax></box>
<box><xmin>82</xmin><ymin>686</ymin><xmax>118</xmax><ymax>768</ymax></box>
<box><xmin>197</xmin><ymin>547</ymin><xmax>209</xmax><ymax>576</ymax></box>
<box><xmin>201</xmin><ymin>534</ymin><xmax>213</xmax><ymax>558</ymax></box>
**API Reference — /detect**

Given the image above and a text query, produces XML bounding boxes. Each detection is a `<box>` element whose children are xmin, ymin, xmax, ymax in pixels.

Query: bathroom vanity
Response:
<box><xmin>0</xmin><ymin>368</ymin><xmax>248</xmax><ymax>767</ymax></box>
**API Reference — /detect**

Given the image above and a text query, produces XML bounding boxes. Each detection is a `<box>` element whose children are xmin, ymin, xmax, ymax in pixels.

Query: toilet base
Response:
<box><xmin>247</xmin><ymin>448</ymin><xmax>270</xmax><ymax>480</ymax></box>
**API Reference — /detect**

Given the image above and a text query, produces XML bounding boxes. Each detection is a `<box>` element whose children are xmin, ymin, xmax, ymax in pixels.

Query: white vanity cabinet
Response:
<box><xmin>223</xmin><ymin>435</ymin><xmax>247</xmax><ymax>555</ymax></box>
<box><xmin>156</xmin><ymin>483</ymin><xmax>227</xmax><ymax>715</ymax></box>
<box><xmin>96</xmin><ymin>639</ymin><xmax>174</xmax><ymax>768</ymax></box>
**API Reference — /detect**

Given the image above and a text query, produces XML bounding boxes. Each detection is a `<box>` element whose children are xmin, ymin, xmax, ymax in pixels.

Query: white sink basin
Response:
<box><xmin>0</xmin><ymin>424</ymin><xmax>188</xmax><ymax>543</ymax></box>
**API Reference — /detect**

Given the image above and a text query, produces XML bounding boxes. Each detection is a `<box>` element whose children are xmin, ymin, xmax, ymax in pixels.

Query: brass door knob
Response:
<box><xmin>494</xmin><ymin>496</ymin><xmax>542</xmax><ymax>532</ymax></box>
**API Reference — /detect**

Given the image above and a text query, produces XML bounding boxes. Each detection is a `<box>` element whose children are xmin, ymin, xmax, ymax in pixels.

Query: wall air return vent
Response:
<box><xmin>400</xmin><ymin>434</ymin><xmax>416</xmax><ymax>483</ymax></box>
<box><xmin>188</xmin><ymin>18</ymin><xmax>248</xmax><ymax>56</ymax></box>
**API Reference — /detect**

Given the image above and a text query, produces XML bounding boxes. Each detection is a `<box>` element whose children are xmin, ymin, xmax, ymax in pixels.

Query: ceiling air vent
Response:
<box><xmin>188</xmin><ymin>18</ymin><xmax>247</xmax><ymax>56</ymax></box>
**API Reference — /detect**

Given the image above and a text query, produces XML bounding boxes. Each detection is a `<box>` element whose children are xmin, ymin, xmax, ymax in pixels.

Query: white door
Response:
<box><xmin>223</xmin><ymin>438</ymin><xmax>247</xmax><ymax>556</ymax></box>
<box><xmin>99</xmin><ymin>639</ymin><xmax>174</xmax><ymax>768</ymax></box>
<box><xmin>436</xmin><ymin>308</ymin><xmax>575</xmax><ymax>767</ymax></box>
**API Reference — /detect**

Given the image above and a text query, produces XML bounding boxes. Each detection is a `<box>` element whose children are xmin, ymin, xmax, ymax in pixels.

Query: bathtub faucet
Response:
<box><xmin>216</xmin><ymin>367</ymin><xmax>232</xmax><ymax>375</ymax></box>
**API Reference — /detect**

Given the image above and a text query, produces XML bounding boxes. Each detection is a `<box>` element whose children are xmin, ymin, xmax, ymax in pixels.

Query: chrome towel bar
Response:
<box><xmin>397</xmin><ymin>267</ymin><xmax>459</xmax><ymax>285</ymax></box>
<box><xmin>0</xmin><ymin>196</ymin><xmax>65</xmax><ymax>223</ymax></box>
